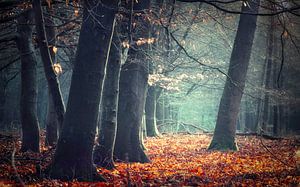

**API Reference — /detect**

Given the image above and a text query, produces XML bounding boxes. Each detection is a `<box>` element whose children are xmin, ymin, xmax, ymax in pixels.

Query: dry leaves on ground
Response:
<box><xmin>0</xmin><ymin>133</ymin><xmax>299</xmax><ymax>186</ymax></box>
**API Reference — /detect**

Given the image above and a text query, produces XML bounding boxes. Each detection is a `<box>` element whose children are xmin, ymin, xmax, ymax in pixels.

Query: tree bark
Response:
<box><xmin>48</xmin><ymin>0</ymin><xmax>118</xmax><ymax>181</ymax></box>
<box><xmin>115</xmin><ymin>62</ymin><xmax>150</xmax><ymax>163</ymax></box>
<box><xmin>16</xmin><ymin>10</ymin><xmax>40</xmax><ymax>152</ymax></box>
<box><xmin>32</xmin><ymin>0</ymin><xmax>65</xmax><ymax>129</ymax></box>
<box><xmin>145</xmin><ymin>86</ymin><xmax>160</xmax><ymax>137</ymax></box>
<box><xmin>261</xmin><ymin>15</ymin><xmax>275</xmax><ymax>134</ymax></box>
<box><xmin>208</xmin><ymin>0</ymin><xmax>260</xmax><ymax>151</ymax></box>
<box><xmin>94</xmin><ymin>29</ymin><xmax>122</xmax><ymax>170</ymax></box>
<box><xmin>0</xmin><ymin>75</ymin><xmax>6</xmax><ymax>129</ymax></box>
<box><xmin>45</xmin><ymin>6</ymin><xmax>59</xmax><ymax>146</ymax></box>
<box><xmin>156</xmin><ymin>96</ymin><xmax>163</xmax><ymax>128</ymax></box>
<box><xmin>114</xmin><ymin>0</ymin><xmax>151</xmax><ymax>163</ymax></box>
<box><xmin>244</xmin><ymin>100</ymin><xmax>255</xmax><ymax>132</ymax></box>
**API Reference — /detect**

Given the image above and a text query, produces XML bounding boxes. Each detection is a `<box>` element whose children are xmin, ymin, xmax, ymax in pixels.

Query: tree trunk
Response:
<box><xmin>114</xmin><ymin>0</ymin><xmax>151</xmax><ymax>163</ymax></box>
<box><xmin>32</xmin><ymin>0</ymin><xmax>65</xmax><ymax>129</ymax></box>
<box><xmin>208</xmin><ymin>0</ymin><xmax>260</xmax><ymax>151</ymax></box>
<box><xmin>272</xmin><ymin>28</ymin><xmax>280</xmax><ymax>136</ymax></box>
<box><xmin>48</xmin><ymin>0</ymin><xmax>118</xmax><ymax>181</ymax></box>
<box><xmin>145</xmin><ymin>86</ymin><xmax>160</xmax><ymax>137</ymax></box>
<box><xmin>261</xmin><ymin>15</ymin><xmax>275</xmax><ymax>134</ymax></box>
<box><xmin>94</xmin><ymin>29</ymin><xmax>121</xmax><ymax>170</ymax></box>
<box><xmin>45</xmin><ymin>6</ymin><xmax>59</xmax><ymax>146</ymax></box>
<box><xmin>16</xmin><ymin>10</ymin><xmax>40</xmax><ymax>152</ymax></box>
<box><xmin>115</xmin><ymin>62</ymin><xmax>150</xmax><ymax>162</ymax></box>
<box><xmin>155</xmin><ymin>95</ymin><xmax>164</xmax><ymax>127</ymax></box>
<box><xmin>245</xmin><ymin>100</ymin><xmax>255</xmax><ymax>132</ymax></box>
<box><xmin>0</xmin><ymin>75</ymin><xmax>6</xmax><ymax>129</ymax></box>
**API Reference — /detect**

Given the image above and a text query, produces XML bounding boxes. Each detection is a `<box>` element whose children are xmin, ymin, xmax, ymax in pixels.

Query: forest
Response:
<box><xmin>0</xmin><ymin>0</ymin><xmax>300</xmax><ymax>186</ymax></box>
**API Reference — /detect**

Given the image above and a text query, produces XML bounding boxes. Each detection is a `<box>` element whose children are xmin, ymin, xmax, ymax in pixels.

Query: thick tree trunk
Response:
<box><xmin>94</xmin><ymin>30</ymin><xmax>121</xmax><ymax>170</ymax></box>
<box><xmin>32</xmin><ymin>0</ymin><xmax>65</xmax><ymax>129</ymax></box>
<box><xmin>48</xmin><ymin>0</ymin><xmax>118</xmax><ymax>181</ymax></box>
<box><xmin>16</xmin><ymin>10</ymin><xmax>40</xmax><ymax>152</ymax></box>
<box><xmin>114</xmin><ymin>0</ymin><xmax>151</xmax><ymax>163</ymax></box>
<box><xmin>145</xmin><ymin>86</ymin><xmax>160</xmax><ymax>137</ymax></box>
<box><xmin>115</xmin><ymin>62</ymin><xmax>150</xmax><ymax>163</ymax></box>
<box><xmin>45</xmin><ymin>7</ymin><xmax>59</xmax><ymax>146</ymax></box>
<box><xmin>208</xmin><ymin>1</ymin><xmax>260</xmax><ymax>151</ymax></box>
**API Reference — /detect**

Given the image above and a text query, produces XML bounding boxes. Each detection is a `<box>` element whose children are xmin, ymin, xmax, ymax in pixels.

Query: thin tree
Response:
<box><xmin>44</xmin><ymin>6</ymin><xmax>59</xmax><ymax>146</ymax></box>
<box><xmin>32</xmin><ymin>0</ymin><xmax>65</xmax><ymax>129</ymax></box>
<box><xmin>145</xmin><ymin>86</ymin><xmax>160</xmax><ymax>136</ymax></box>
<box><xmin>94</xmin><ymin>28</ymin><xmax>122</xmax><ymax>169</ymax></box>
<box><xmin>16</xmin><ymin>9</ymin><xmax>40</xmax><ymax>152</ymax></box>
<box><xmin>208</xmin><ymin>0</ymin><xmax>260</xmax><ymax>151</ymax></box>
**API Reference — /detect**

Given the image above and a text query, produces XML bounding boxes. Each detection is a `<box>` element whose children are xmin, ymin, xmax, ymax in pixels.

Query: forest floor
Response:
<box><xmin>0</xmin><ymin>133</ymin><xmax>300</xmax><ymax>186</ymax></box>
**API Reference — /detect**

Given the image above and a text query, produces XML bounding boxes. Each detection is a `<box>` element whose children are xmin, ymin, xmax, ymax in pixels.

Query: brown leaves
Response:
<box><xmin>97</xmin><ymin>134</ymin><xmax>300</xmax><ymax>186</ymax></box>
<box><xmin>0</xmin><ymin>134</ymin><xmax>299</xmax><ymax>186</ymax></box>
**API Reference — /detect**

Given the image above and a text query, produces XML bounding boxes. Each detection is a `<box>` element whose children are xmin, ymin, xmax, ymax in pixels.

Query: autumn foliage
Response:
<box><xmin>0</xmin><ymin>133</ymin><xmax>299</xmax><ymax>186</ymax></box>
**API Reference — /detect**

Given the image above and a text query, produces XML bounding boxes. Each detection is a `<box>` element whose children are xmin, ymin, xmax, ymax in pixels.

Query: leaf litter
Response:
<box><xmin>0</xmin><ymin>133</ymin><xmax>299</xmax><ymax>186</ymax></box>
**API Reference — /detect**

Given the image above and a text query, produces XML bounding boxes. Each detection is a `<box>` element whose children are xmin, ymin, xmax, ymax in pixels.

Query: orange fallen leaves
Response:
<box><xmin>98</xmin><ymin>134</ymin><xmax>300</xmax><ymax>186</ymax></box>
<box><xmin>0</xmin><ymin>134</ymin><xmax>299</xmax><ymax>186</ymax></box>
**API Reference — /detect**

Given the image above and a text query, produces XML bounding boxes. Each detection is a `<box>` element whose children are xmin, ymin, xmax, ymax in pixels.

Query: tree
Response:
<box><xmin>208</xmin><ymin>0</ymin><xmax>260</xmax><ymax>151</ymax></box>
<box><xmin>48</xmin><ymin>0</ymin><xmax>118</xmax><ymax>181</ymax></box>
<box><xmin>33</xmin><ymin>0</ymin><xmax>65</xmax><ymax>130</ymax></box>
<box><xmin>261</xmin><ymin>15</ymin><xmax>275</xmax><ymax>134</ymax></box>
<box><xmin>114</xmin><ymin>0</ymin><xmax>151</xmax><ymax>163</ymax></box>
<box><xmin>94</xmin><ymin>28</ymin><xmax>122</xmax><ymax>169</ymax></box>
<box><xmin>143</xmin><ymin>0</ymin><xmax>165</xmax><ymax>137</ymax></box>
<box><xmin>16</xmin><ymin>10</ymin><xmax>40</xmax><ymax>152</ymax></box>
<box><xmin>145</xmin><ymin>86</ymin><xmax>160</xmax><ymax>136</ymax></box>
<box><xmin>44</xmin><ymin>6</ymin><xmax>60</xmax><ymax>146</ymax></box>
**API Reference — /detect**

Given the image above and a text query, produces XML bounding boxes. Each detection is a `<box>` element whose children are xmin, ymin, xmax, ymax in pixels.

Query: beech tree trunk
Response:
<box><xmin>32</xmin><ymin>0</ymin><xmax>65</xmax><ymax>129</ymax></box>
<box><xmin>145</xmin><ymin>86</ymin><xmax>160</xmax><ymax>137</ymax></box>
<box><xmin>156</xmin><ymin>97</ymin><xmax>163</xmax><ymax>128</ymax></box>
<box><xmin>94</xmin><ymin>29</ymin><xmax>121</xmax><ymax>169</ymax></box>
<box><xmin>115</xmin><ymin>62</ymin><xmax>150</xmax><ymax>162</ymax></box>
<box><xmin>208</xmin><ymin>0</ymin><xmax>260</xmax><ymax>151</ymax></box>
<box><xmin>114</xmin><ymin>0</ymin><xmax>151</xmax><ymax>163</ymax></box>
<box><xmin>244</xmin><ymin>100</ymin><xmax>255</xmax><ymax>132</ymax></box>
<box><xmin>261</xmin><ymin>15</ymin><xmax>275</xmax><ymax>134</ymax></box>
<box><xmin>45</xmin><ymin>7</ymin><xmax>59</xmax><ymax>146</ymax></box>
<box><xmin>16</xmin><ymin>10</ymin><xmax>40</xmax><ymax>152</ymax></box>
<box><xmin>272</xmin><ymin>30</ymin><xmax>280</xmax><ymax>136</ymax></box>
<box><xmin>48</xmin><ymin>0</ymin><xmax>118</xmax><ymax>181</ymax></box>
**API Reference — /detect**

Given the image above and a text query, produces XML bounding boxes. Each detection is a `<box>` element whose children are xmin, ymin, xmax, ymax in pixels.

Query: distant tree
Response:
<box><xmin>208</xmin><ymin>0</ymin><xmax>260</xmax><ymax>151</ymax></box>
<box><xmin>145</xmin><ymin>86</ymin><xmax>160</xmax><ymax>136</ymax></box>
<box><xmin>144</xmin><ymin>0</ymin><xmax>164</xmax><ymax>137</ymax></box>
<box><xmin>94</xmin><ymin>28</ymin><xmax>122</xmax><ymax>169</ymax></box>
<box><xmin>16</xmin><ymin>10</ymin><xmax>40</xmax><ymax>152</ymax></box>
<box><xmin>114</xmin><ymin>0</ymin><xmax>151</xmax><ymax>162</ymax></box>
<box><xmin>261</xmin><ymin>15</ymin><xmax>275</xmax><ymax>134</ymax></box>
<box><xmin>48</xmin><ymin>0</ymin><xmax>118</xmax><ymax>181</ymax></box>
